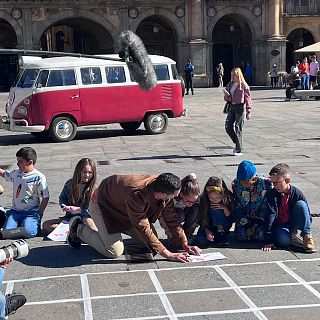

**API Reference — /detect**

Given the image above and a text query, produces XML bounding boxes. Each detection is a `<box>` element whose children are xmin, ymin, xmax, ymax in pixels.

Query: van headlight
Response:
<box><xmin>17</xmin><ymin>106</ymin><xmax>28</xmax><ymax>116</ymax></box>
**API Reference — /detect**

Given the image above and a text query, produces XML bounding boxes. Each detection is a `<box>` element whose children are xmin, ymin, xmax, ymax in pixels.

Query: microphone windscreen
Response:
<box><xmin>119</xmin><ymin>31</ymin><xmax>157</xmax><ymax>91</ymax></box>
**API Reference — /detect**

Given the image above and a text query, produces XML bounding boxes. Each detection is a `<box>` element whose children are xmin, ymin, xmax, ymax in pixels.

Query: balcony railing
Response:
<box><xmin>284</xmin><ymin>0</ymin><xmax>320</xmax><ymax>15</ymax></box>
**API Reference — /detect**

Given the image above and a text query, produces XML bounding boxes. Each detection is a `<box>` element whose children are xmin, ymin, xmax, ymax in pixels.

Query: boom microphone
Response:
<box><xmin>118</xmin><ymin>31</ymin><xmax>157</xmax><ymax>91</ymax></box>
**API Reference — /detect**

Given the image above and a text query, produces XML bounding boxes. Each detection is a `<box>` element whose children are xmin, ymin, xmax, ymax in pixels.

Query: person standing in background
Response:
<box><xmin>216</xmin><ymin>63</ymin><xmax>224</xmax><ymax>87</ymax></box>
<box><xmin>184</xmin><ymin>59</ymin><xmax>194</xmax><ymax>95</ymax></box>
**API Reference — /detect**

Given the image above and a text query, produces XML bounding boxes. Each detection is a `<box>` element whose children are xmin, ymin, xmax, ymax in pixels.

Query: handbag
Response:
<box><xmin>223</xmin><ymin>101</ymin><xmax>231</xmax><ymax>114</ymax></box>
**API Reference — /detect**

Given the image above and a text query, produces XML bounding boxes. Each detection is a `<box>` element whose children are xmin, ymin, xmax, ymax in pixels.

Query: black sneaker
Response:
<box><xmin>67</xmin><ymin>215</ymin><xmax>82</xmax><ymax>249</ymax></box>
<box><xmin>5</xmin><ymin>292</ymin><xmax>26</xmax><ymax>316</ymax></box>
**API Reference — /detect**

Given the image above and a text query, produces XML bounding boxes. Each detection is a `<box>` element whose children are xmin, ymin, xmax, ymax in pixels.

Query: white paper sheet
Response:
<box><xmin>47</xmin><ymin>221</ymin><xmax>69</xmax><ymax>241</ymax></box>
<box><xmin>188</xmin><ymin>252</ymin><xmax>227</xmax><ymax>263</ymax></box>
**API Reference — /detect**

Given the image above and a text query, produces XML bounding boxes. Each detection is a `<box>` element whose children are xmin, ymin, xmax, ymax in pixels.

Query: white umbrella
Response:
<box><xmin>294</xmin><ymin>42</ymin><xmax>320</xmax><ymax>53</ymax></box>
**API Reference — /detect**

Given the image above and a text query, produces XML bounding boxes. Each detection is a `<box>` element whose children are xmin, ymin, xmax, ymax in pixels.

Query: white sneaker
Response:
<box><xmin>233</xmin><ymin>149</ymin><xmax>243</xmax><ymax>156</ymax></box>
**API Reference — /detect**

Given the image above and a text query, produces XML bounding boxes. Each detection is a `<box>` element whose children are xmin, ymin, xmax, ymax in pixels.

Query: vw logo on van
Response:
<box><xmin>8</xmin><ymin>92</ymin><xmax>15</xmax><ymax>106</ymax></box>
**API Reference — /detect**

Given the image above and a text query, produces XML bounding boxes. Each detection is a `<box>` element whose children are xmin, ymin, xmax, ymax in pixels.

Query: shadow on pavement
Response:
<box><xmin>19</xmin><ymin>244</ymin><xmax>127</xmax><ymax>268</ymax></box>
<box><xmin>0</xmin><ymin>129</ymin><xmax>147</xmax><ymax>146</ymax></box>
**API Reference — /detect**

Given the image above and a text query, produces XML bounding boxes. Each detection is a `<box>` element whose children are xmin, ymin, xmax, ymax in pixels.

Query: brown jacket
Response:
<box><xmin>97</xmin><ymin>174</ymin><xmax>187</xmax><ymax>253</ymax></box>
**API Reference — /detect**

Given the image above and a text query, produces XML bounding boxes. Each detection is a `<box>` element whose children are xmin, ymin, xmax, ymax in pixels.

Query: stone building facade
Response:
<box><xmin>0</xmin><ymin>0</ymin><xmax>319</xmax><ymax>90</ymax></box>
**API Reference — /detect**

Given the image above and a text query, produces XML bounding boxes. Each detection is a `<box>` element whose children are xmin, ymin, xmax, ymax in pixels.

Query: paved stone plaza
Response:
<box><xmin>0</xmin><ymin>88</ymin><xmax>319</xmax><ymax>319</ymax></box>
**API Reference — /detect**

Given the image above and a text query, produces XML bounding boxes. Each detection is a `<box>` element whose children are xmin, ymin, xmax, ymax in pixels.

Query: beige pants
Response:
<box><xmin>77</xmin><ymin>200</ymin><xmax>124</xmax><ymax>258</ymax></box>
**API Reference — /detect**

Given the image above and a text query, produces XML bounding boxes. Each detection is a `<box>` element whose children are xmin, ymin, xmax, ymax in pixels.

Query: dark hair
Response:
<box><xmin>153</xmin><ymin>173</ymin><xmax>181</xmax><ymax>194</ymax></box>
<box><xmin>16</xmin><ymin>147</ymin><xmax>37</xmax><ymax>164</ymax></box>
<box><xmin>269</xmin><ymin>163</ymin><xmax>291</xmax><ymax>179</ymax></box>
<box><xmin>69</xmin><ymin>158</ymin><xmax>97</xmax><ymax>207</ymax></box>
<box><xmin>198</xmin><ymin>177</ymin><xmax>233</xmax><ymax>227</ymax></box>
<box><xmin>180</xmin><ymin>173</ymin><xmax>200</xmax><ymax>196</ymax></box>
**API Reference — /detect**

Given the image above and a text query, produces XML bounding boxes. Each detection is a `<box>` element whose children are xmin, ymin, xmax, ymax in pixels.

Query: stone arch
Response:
<box><xmin>207</xmin><ymin>6</ymin><xmax>262</xmax><ymax>42</ymax></box>
<box><xmin>130</xmin><ymin>8</ymin><xmax>185</xmax><ymax>43</ymax></box>
<box><xmin>0</xmin><ymin>11</ymin><xmax>23</xmax><ymax>47</ymax></box>
<box><xmin>285</xmin><ymin>25</ymin><xmax>318</xmax><ymax>43</ymax></box>
<box><xmin>33</xmin><ymin>9</ymin><xmax>119</xmax><ymax>48</ymax></box>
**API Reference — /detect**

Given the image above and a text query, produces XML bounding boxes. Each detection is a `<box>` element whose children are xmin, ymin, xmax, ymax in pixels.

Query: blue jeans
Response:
<box><xmin>272</xmin><ymin>200</ymin><xmax>311</xmax><ymax>248</ymax></box>
<box><xmin>4</xmin><ymin>209</ymin><xmax>41</xmax><ymax>238</ymax></box>
<box><xmin>301</xmin><ymin>74</ymin><xmax>310</xmax><ymax>90</ymax></box>
<box><xmin>0</xmin><ymin>268</ymin><xmax>5</xmax><ymax>318</ymax></box>
<box><xmin>196</xmin><ymin>209</ymin><xmax>230</xmax><ymax>246</ymax></box>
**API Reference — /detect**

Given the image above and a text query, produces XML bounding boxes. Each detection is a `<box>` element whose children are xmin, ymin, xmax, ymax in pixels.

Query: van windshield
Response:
<box><xmin>16</xmin><ymin>69</ymin><xmax>39</xmax><ymax>88</ymax></box>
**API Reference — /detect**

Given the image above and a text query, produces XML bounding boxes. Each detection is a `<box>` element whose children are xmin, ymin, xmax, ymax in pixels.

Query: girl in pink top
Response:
<box><xmin>224</xmin><ymin>67</ymin><xmax>253</xmax><ymax>156</ymax></box>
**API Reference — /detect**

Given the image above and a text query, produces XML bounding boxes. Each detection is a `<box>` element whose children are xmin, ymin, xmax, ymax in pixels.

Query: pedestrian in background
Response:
<box><xmin>184</xmin><ymin>59</ymin><xmax>194</xmax><ymax>95</ymax></box>
<box><xmin>270</xmin><ymin>64</ymin><xmax>278</xmax><ymax>87</ymax></box>
<box><xmin>216</xmin><ymin>62</ymin><xmax>224</xmax><ymax>87</ymax></box>
<box><xmin>224</xmin><ymin>67</ymin><xmax>252</xmax><ymax>156</ymax></box>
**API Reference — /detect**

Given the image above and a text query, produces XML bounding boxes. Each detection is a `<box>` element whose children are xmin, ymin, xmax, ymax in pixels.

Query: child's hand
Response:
<box><xmin>210</xmin><ymin>203</ymin><xmax>224</xmax><ymax>210</ymax></box>
<box><xmin>262</xmin><ymin>243</ymin><xmax>274</xmax><ymax>251</ymax></box>
<box><xmin>63</xmin><ymin>205</ymin><xmax>80</xmax><ymax>213</ymax></box>
<box><xmin>0</xmin><ymin>257</ymin><xmax>13</xmax><ymax>269</ymax></box>
<box><xmin>206</xmin><ymin>230</ymin><xmax>214</xmax><ymax>242</ymax></box>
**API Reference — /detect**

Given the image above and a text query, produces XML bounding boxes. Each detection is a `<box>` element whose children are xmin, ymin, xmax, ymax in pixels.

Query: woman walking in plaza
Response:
<box><xmin>224</xmin><ymin>67</ymin><xmax>252</xmax><ymax>156</ymax></box>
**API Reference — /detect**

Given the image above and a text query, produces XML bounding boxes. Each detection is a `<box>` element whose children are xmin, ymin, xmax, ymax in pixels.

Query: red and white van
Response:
<box><xmin>1</xmin><ymin>55</ymin><xmax>184</xmax><ymax>142</ymax></box>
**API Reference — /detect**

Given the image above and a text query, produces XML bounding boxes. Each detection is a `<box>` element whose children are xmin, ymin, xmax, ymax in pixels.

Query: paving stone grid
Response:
<box><xmin>0</xmin><ymin>88</ymin><xmax>319</xmax><ymax>320</ymax></box>
<box><xmin>5</xmin><ymin>257</ymin><xmax>320</xmax><ymax>320</ymax></box>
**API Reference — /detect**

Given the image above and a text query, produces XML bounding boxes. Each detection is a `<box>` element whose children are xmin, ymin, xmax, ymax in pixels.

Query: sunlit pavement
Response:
<box><xmin>0</xmin><ymin>88</ymin><xmax>320</xmax><ymax>320</ymax></box>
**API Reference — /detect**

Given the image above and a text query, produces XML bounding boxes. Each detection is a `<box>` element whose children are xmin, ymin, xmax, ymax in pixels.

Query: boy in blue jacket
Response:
<box><xmin>263</xmin><ymin>163</ymin><xmax>316</xmax><ymax>253</ymax></box>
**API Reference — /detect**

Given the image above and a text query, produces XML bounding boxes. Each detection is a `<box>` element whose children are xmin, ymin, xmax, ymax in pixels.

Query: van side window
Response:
<box><xmin>105</xmin><ymin>67</ymin><xmax>126</xmax><ymax>83</ymax></box>
<box><xmin>36</xmin><ymin>70</ymin><xmax>49</xmax><ymax>88</ymax></box>
<box><xmin>62</xmin><ymin>69</ymin><xmax>76</xmax><ymax>86</ymax></box>
<box><xmin>155</xmin><ymin>65</ymin><xmax>169</xmax><ymax>81</ymax></box>
<box><xmin>45</xmin><ymin>69</ymin><xmax>76</xmax><ymax>87</ymax></box>
<box><xmin>171</xmin><ymin>64</ymin><xmax>179</xmax><ymax>80</ymax></box>
<box><xmin>81</xmin><ymin>67</ymin><xmax>102</xmax><ymax>85</ymax></box>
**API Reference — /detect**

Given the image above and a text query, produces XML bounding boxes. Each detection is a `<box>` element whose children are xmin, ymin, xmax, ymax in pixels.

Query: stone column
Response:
<box><xmin>21</xmin><ymin>8</ymin><xmax>33</xmax><ymax>48</ymax></box>
<box><xmin>186</xmin><ymin>0</ymin><xmax>209</xmax><ymax>87</ymax></box>
<box><xmin>265</xmin><ymin>0</ymin><xmax>287</xmax><ymax>80</ymax></box>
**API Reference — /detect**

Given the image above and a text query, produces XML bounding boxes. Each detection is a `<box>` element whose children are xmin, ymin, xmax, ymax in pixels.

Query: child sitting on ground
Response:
<box><xmin>232</xmin><ymin>160</ymin><xmax>272</xmax><ymax>242</ymax></box>
<box><xmin>42</xmin><ymin>158</ymin><xmax>97</xmax><ymax>234</ymax></box>
<box><xmin>159</xmin><ymin>173</ymin><xmax>200</xmax><ymax>249</ymax></box>
<box><xmin>262</xmin><ymin>163</ymin><xmax>316</xmax><ymax>253</ymax></box>
<box><xmin>0</xmin><ymin>147</ymin><xmax>49</xmax><ymax>238</ymax></box>
<box><xmin>197</xmin><ymin>176</ymin><xmax>234</xmax><ymax>246</ymax></box>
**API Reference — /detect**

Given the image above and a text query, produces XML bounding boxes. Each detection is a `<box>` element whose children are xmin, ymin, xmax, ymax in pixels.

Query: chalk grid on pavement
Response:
<box><xmin>6</xmin><ymin>257</ymin><xmax>320</xmax><ymax>320</ymax></box>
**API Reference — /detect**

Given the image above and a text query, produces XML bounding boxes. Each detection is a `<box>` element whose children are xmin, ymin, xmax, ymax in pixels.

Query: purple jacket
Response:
<box><xmin>225</xmin><ymin>81</ymin><xmax>253</xmax><ymax>114</ymax></box>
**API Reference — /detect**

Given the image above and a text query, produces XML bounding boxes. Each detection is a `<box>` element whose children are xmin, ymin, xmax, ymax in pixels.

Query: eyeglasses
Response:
<box><xmin>271</xmin><ymin>179</ymin><xmax>285</xmax><ymax>185</ymax></box>
<box><xmin>184</xmin><ymin>199</ymin><xmax>199</xmax><ymax>205</ymax></box>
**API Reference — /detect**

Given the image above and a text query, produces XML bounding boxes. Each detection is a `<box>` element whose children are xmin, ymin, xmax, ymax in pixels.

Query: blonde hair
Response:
<box><xmin>198</xmin><ymin>177</ymin><xmax>233</xmax><ymax>227</ymax></box>
<box><xmin>232</xmin><ymin>67</ymin><xmax>248</xmax><ymax>88</ymax></box>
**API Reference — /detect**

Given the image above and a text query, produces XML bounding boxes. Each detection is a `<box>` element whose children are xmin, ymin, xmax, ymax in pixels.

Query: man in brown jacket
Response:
<box><xmin>67</xmin><ymin>173</ymin><xmax>201</xmax><ymax>262</ymax></box>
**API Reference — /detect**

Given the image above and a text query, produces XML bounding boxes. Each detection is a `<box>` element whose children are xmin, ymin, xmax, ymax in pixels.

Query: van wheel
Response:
<box><xmin>120</xmin><ymin>121</ymin><xmax>141</xmax><ymax>132</ymax></box>
<box><xmin>49</xmin><ymin>117</ymin><xmax>77</xmax><ymax>142</ymax></box>
<box><xmin>144</xmin><ymin>113</ymin><xmax>168</xmax><ymax>134</ymax></box>
<box><xmin>31</xmin><ymin>131</ymin><xmax>49</xmax><ymax>138</ymax></box>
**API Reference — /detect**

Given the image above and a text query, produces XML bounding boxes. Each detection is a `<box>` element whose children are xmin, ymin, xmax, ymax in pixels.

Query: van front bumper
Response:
<box><xmin>0</xmin><ymin>116</ymin><xmax>45</xmax><ymax>133</ymax></box>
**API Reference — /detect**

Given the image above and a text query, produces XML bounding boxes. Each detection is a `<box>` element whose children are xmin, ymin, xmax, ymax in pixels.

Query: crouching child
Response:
<box><xmin>263</xmin><ymin>163</ymin><xmax>316</xmax><ymax>253</ymax></box>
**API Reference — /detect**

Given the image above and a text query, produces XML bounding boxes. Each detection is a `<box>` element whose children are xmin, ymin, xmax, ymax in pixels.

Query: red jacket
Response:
<box><xmin>298</xmin><ymin>63</ymin><xmax>310</xmax><ymax>75</ymax></box>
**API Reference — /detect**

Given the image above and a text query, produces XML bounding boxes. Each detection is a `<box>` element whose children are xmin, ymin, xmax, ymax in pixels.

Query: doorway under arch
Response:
<box><xmin>286</xmin><ymin>28</ymin><xmax>315</xmax><ymax>73</ymax></box>
<box><xmin>212</xmin><ymin>14</ymin><xmax>252</xmax><ymax>86</ymax></box>
<box><xmin>40</xmin><ymin>17</ymin><xmax>114</xmax><ymax>54</ymax></box>
<box><xmin>0</xmin><ymin>18</ymin><xmax>18</xmax><ymax>91</ymax></box>
<box><xmin>136</xmin><ymin>15</ymin><xmax>177</xmax><ymax>61</ymax></box>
